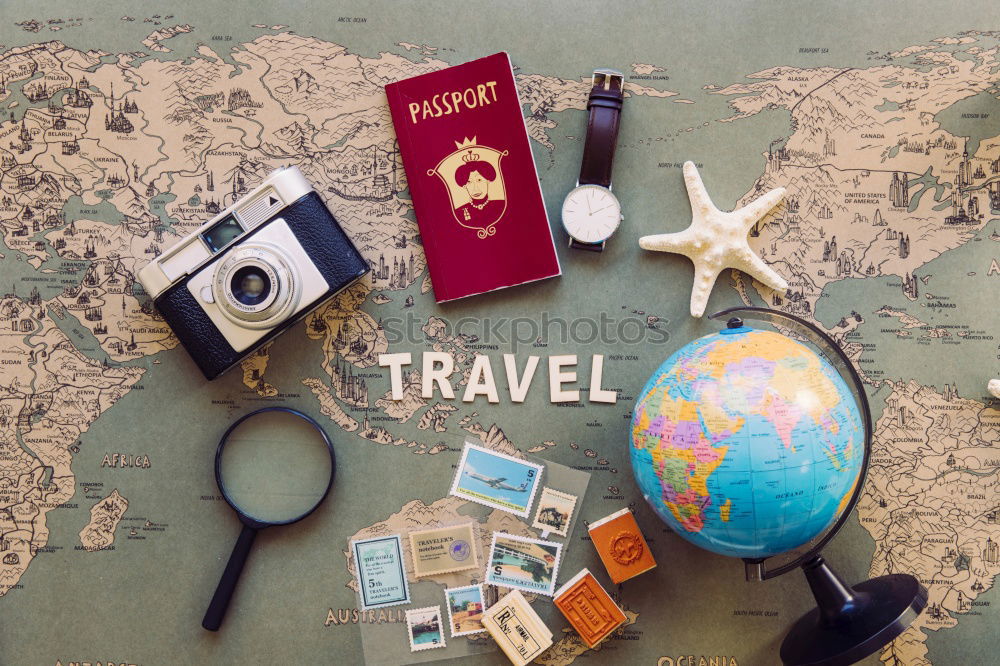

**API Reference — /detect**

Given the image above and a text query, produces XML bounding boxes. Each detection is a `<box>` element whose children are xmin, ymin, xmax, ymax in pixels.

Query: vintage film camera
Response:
<box><xmin>138</xmin><ymin>166</ymin><xmax>369</xmax><ymax>380</ymax></box>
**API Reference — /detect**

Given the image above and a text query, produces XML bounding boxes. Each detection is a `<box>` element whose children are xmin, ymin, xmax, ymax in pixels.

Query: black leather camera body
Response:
<box><xmin>138</xmin><ymin>167</ymin><xmax>369</xmax><ymax>380</ymax></box>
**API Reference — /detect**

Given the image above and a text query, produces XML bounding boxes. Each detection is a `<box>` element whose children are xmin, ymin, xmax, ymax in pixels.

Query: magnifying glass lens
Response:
<box><xmin>218</xmin><ymin>409</ymin><xmax>333</xmax><ymax>523</ymax></box>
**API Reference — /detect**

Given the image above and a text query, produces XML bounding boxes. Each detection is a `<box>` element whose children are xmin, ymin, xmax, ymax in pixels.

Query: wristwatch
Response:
<box><xmin>562</xmin><ymin>68</ymin><xmax>625</xmax><ymax>252</ymax></box>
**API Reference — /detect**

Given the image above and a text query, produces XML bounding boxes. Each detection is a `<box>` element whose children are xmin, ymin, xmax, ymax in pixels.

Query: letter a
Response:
<box><xmin>503</xmin><ymin>354</ymin><xmax>539</xmax><ymax>403</ymax></box>
<box><xmin>463</xmin><ymin>354</ymin><xmax>500</xmax><ymax>403</ymax></box>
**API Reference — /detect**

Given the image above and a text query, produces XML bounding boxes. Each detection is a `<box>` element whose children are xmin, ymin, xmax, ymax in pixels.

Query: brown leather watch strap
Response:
<box><xmin>579</xmin><ymin>69</ymin><xmax>624</xmax><ymax>188</ymax></box>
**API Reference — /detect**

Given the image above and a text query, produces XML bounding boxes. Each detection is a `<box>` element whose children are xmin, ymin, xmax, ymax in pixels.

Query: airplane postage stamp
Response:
<box><xmin>408</xmin><ymin>522</ymin><xmax>479</xmax><ymax>577</ymax></box>
<box><xmin>485</xmin><ymin>532</ymin><xmax>562</xmax><ymax>596</ymax></box>
<box><xmin>449</xmin><ymin>442</ymin><xmax>543</xmax><ymax>518</ymax></box>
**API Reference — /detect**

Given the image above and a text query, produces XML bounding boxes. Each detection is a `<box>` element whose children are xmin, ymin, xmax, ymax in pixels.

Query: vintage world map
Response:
<box><xmin>0</xmin><ymin>3</ymin><xmax>998</xmax><ymax>665</ymax></box>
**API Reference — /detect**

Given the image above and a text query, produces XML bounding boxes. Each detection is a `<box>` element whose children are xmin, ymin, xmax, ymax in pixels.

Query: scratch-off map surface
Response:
<box><xmin>1</xmin><ymin>2</ymin><xmax>998</xmax><ymax>665</ymax></box>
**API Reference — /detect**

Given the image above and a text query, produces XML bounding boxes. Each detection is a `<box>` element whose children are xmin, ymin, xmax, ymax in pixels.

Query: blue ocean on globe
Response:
<box><xmin>630</xmin><ymin>326</ymin><xmax>864</xmax><ymax>559</ymax></box>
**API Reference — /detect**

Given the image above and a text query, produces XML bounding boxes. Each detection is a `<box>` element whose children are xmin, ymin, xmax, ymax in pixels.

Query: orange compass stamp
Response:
<box><xmin>588</xmin><ymin>508</ymin><xmax>657</xmax><ymax>584</ymax></box>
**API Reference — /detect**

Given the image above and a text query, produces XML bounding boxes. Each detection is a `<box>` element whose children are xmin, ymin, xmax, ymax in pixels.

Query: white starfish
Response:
<box><xmin>639</xmin><ymin>161</ymin><xmax>789</xmax><ymax>318</ymax></box>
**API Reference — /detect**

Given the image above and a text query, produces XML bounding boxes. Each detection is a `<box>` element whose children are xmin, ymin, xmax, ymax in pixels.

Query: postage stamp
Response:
<box><xmin>405</xmin><ymin>605</ymin><xmax>447</xmax><ymax>652</ymax></box>
<box><xmin>531</xmin><ymin>487</ymin><xmax>578</xmax><ymax>537</ymax></box>
<box><xmin>444</xmin><ymin>583</ymin><xmax>487</xmax><ymax>636</ymax></box>
<box><xmin>449</xmin><ymin>442</ymin><xmax>543</xmax><ymax>518</ymax></box>
<box><xmin>485</xmin><ymin>532</ymin><xmax>563</xmax><ymax>596</ymax></box>
<box><xmin>408</xmin><ymin>522</ymin><xmax>479</xmax><ymax>577</ymax></box>
<box><xmin>351</xmin><ymin>534</ymin><xmax>410</xmax><ymax>610</ymax></box>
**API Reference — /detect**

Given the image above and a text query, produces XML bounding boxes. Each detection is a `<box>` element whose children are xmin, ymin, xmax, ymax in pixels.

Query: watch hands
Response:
<box><xmin>591</xmin><ymin>205</ymin><xmax>615</xmax><ymax>214</ymax></box>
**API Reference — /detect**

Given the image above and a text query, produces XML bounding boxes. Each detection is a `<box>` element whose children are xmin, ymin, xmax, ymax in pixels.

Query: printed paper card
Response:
<box><xmin>408</xmin><ymin>522</ymin><xmax>479</xmax><ymax>577</ymax></box>
<box><xmin>351</xmin><ymin>534</ymin><xmax>410</xmax><ymax>610</ymax></box>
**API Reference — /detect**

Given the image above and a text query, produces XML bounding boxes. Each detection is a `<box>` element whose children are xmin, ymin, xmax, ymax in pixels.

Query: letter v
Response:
<box><xmin>503</xmin><ymin>354</ymin><xmax>539</xmax><ymax>403</ymax></box>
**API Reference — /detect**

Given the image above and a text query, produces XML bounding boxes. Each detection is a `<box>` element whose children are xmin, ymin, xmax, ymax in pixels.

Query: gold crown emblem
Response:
<box><xmin>461</xmin><ymin>149</ymin><xmax>480</xmax><ymax>163</ymax></box>
<box><xmin>454</xmin><ymin>136</ymin><xmax>477</xmax><ymax>150</ymax></box>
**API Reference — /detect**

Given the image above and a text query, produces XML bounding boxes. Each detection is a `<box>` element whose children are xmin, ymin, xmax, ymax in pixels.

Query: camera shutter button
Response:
<box><xmin>200</xmin><ymin>285</ymin><xmax>215</xmax><ymax>304</ymax></box>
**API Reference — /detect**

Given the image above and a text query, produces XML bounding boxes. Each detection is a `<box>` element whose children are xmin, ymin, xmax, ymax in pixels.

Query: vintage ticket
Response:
<box><xmin>485</xmin><ymin>532</ymin><xmax>562</xmax><ymax>596</ymax></box>
<box><xmin>481</xmin><ymin>589</ymin><xmax>553</xmax><ymax>666</ymax></box>
<box><xmin>408</xmin><ymin>522</ymin><xmax>479</xmax><ymax>577</ymax></box>
<box><xmin>351</xmin><ymin>534</ymin><xmax>410</xmax><ymax>610</ymax></box>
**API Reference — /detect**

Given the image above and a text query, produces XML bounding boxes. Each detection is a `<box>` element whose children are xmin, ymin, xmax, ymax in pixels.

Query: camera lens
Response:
<box><xmin>230</xmin><ymin>266</ymin><xmax>272</xmax><ymax>306</ymax></box>
<box><xmin>212</xmin><ymin>242</ymin><xmax>298</xmax><ymax>329</ymax></box>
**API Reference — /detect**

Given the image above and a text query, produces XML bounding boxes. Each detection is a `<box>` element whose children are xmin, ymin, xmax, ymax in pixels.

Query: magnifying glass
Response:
<box><xmin>202</xmin><ymin>407</ymin><xmax>336</xmax><ymax>631</ymax></box>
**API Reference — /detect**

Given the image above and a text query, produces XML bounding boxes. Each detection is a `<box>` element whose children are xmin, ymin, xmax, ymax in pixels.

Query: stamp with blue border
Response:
<box><xmin>351</xmin><ymin>534</ymin><xmax>411</xmax><ymax>610</ymax></box>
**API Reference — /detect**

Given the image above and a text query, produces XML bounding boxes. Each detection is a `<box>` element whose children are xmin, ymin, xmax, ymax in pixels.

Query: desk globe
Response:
<box><xmin>630</xmin><ymin>307</ymin><xmax>926</xmax><ymax>666</ymax></box>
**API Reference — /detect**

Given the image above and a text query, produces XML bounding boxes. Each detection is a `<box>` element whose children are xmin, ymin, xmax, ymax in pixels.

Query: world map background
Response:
<box><xmin>1</xmin><ymin>1</ymin><xmax>998</xmax><ymax>665</ymax></box>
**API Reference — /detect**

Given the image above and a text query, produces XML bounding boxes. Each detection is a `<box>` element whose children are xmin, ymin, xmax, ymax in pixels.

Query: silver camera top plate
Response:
<box><xmin>137</xmin><ymin>166</ymin><xmax>313</xmax><ymax>299</ymax></box>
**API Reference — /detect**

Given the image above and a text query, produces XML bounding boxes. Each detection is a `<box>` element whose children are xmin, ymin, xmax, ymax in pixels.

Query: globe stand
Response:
<box><xmin>780</xmin><ymin>555</ymin><xmax>927</xmax><ymax>666</ymax></box>
<box><xmin>710</xmin><ymin>307</ymin><xmax>928</xmax><ymax>666</ymax></box>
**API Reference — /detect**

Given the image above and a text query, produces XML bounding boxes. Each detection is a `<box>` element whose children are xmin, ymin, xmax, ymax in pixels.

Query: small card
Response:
<box><xmin>408</xmin><ymin>522</ymin><xmax>479</xmax><ymax>577</ymax></box>
<box><xmin>588</xmin><ymin>508</ymin><xmax>657</xmax><ymax>584</ymax></box>
<box><xmin>405</xmin><ymin>605</ymin><xmax>447</xmax><ymax>652</ymax></box>
<box><xmin>531</xmin><ymin>487</ymin><xmax>577</xmax><ymax>537</ymax></box>
<box><xmin>450</xmin><ymin>442</ymin><xmax>543</xmax><ymax>518</ymax></box>
<box><xmin>351</xmin><ymin>534</ymin><xmax>410</xmax><ymax>610</ymax></box>
<box><xmin>553</xmin><ymin>568</ymin><xmax>627</xmax><ymax>648</ymax></box>
<box><xmin>485</xmin><ymin>532</ymin><xmax>562</xmax><ymax>596</ymax></box>
<box><xmin>445</xmin><ymin>583</ymin><xmax>487</xmax><ymax>636</ymax></box>
<box><xmin>481</xmin><ymin>590</ymin><xmax>553</xmax><ymax>666</ymax></box>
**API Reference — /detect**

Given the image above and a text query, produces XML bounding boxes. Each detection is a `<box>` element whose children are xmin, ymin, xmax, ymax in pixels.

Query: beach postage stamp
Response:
<box><xmin>531</xmin><ymin>487</ymin><xmax>578</xmax><ymax>537</ymax></box>
<box><xmin>405</xmin><ymin>605</ymin><xmax>447</xmax><ymax>652</ymax></box>
<box><xmin>450</xmin><ymin>442</ymin><xmax>543</xmax><ymax>518</ymax></box>
<box><xmin>485</xmin><ymin>532</ymin><xmax>563</xmax><ymax>596</ymax></box>
<box><xmin>444</xmin><ymin>583</ymin><xmax>487</xmax><ymax>636</ymax></box>
<box><xmin>351</xmin><ymin>534</ymin><xmax>410</xmax><ymax>610</ymax></box>
<box><xmin>408</xmin><ymin>522</ymin><xmax>479</xmax><ymax>578</ymax></box>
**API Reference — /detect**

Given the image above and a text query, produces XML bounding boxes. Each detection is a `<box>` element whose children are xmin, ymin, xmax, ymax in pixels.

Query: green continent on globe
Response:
<box><xmin>630</xmin><ymin>327</ymin><xmax>863</xmax><ymax>559</ymax></box>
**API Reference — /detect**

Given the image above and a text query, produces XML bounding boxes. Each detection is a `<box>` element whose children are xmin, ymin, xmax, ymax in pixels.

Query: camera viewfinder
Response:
<box><xmin>202</xmin><ymin>216</ymin><xmax>245</xmax><ymax>253</ymax></box>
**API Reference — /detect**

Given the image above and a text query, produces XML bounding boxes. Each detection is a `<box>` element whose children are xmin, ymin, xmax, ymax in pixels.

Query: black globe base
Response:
<box><xmin>780</xmin><ymin>555</ymin><xmax>928</xmax><ymax>666</ymax></box>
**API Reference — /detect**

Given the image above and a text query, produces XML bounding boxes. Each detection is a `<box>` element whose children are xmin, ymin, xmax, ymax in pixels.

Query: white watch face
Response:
<box><xmin>561</xmin><ymin>185</ymin><xmax>622</xmax><ymax>243</ymax></box>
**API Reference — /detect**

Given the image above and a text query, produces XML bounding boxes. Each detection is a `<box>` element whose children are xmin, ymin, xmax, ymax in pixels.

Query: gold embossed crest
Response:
<box><xmin>427</xmin><ymin>137</ymin><xmax>509</xmax><ymax>239</ymax></box>
<box><xmin>609</xmin><ymin>530</ymin><xmax>643</xmax><ymax>565</ymax></box>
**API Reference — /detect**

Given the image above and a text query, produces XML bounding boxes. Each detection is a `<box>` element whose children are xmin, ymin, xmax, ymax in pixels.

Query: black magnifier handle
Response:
<box><xmin>202</xmin><ymin>524</ymin><xmax>259</xmax><ymax>631</ymax></box>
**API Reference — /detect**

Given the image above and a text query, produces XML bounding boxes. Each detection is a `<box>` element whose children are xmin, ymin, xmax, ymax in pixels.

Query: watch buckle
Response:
<box><xmin>592</xmin><ymin>68</ymin><xmax>624</xmax><ymax>92</ymax></box>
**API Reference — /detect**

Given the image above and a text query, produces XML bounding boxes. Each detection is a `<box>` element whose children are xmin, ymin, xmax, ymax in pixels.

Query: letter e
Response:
<box><xmin>548</xmin><ymin>355</ymin><xmax>579</xmax><ymax>403</ymax></box>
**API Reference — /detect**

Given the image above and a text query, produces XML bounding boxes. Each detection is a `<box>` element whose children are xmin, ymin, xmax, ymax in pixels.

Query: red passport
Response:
<box><xmin>386</xmin><ymin>52</ymin><xmax>561</xmax><ymax>302</ymax></box>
